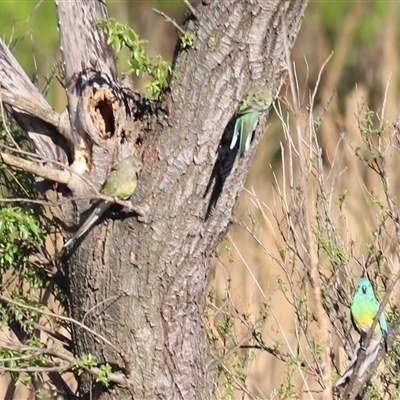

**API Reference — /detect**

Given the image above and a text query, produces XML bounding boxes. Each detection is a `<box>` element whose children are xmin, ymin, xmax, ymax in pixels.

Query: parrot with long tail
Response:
<box><xmin>63</xmin><ymin>156</ymin><xmax>142</xmax><ymax>248</ymax></box>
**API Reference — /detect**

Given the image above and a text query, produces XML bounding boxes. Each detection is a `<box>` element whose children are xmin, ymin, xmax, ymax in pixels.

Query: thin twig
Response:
<box><xmin>152</xmin><ymin>8</ymin><xmax>185</xmax><ymax>35</ymax></box>
<box><xmin>228</xmin><ymin>233</ymin><xmax>313</xmax><ymax>392</ymax></box>
<box><xmin>0</xmin><ymin>294</ymin><xmax>131</xmax><ymax>376</ymax></box>
<box><xmin>183</xmin><ymin>0</ymin><xmax>198</xmax><ymax>19</ymax></box>
<box><xmin>345</xmin><ymin>135</ymin><xmax>400</xmax><ymax>398</ymax></box>
<box><xmin>0</xmin><ymin>342</ymin><xmax>132</xmax><ymax>387</ymax></box>
<box><xmin>0</xmin><ymin>194</ymin><xmax>141</xmax><ymax>214</ymax></box>
<box><xmin>283</xmin><ymin>10</ymin><xmax>333</xmax><ymax>397</ymax></box>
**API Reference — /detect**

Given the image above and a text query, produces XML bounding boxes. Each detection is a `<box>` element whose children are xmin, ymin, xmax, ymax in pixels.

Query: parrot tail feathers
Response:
<box><xmin>230</xmin><ymin>118</ymin><xmax>241</xmax><ymax>151</ymax></box>
<box><xmin>335</xmin><ymin>365</ymin><xmax>355</xmax><ymax>387</ymax></box>
<box><xmin>238</xmin><ymin>123</ymin><xmax>247</xmax><ymax>157</ymax></box>
<box><xmin>357</xmin><ymin>339</ymin><xmax>380</xmax><ymax>377</ymax></box>
<box><xmin>245</xmin><ymin>117</ymin><xmax>260</xmax><ymax>155</ymax></box>
<box><xmin>63</xmin><ymin>201</ymin><xmax>110</xmax><ymax>248</ymax></box>
<box><xmin>335</xmin><ymin>342</ymin><xmax>360</xmax><ymax>387</ymax></box>
<box><xmin>63</xmin><ymin>236</ymin><xmax>76</xmax><ymax>249</ymax></box>
<box><xmin>335</xmin><ymin>338</ymin><xmax>381</xmax><ymax>387</ymax></box>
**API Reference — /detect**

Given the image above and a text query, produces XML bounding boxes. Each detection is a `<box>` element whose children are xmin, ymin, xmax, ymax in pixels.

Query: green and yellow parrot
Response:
<box><xmin>335</xmin><ymin>277</ymin><xmax>388</xmax><ymax>386</ymax></box>
<box><xmin>230</xmin><ymin>85</ymin><xmax>273</xmax><ymax>157</ymax></box>
<box><xmin>63</xmin><ymin>156</ymin><xmax>142</xmax><ymax>248</ymax></box>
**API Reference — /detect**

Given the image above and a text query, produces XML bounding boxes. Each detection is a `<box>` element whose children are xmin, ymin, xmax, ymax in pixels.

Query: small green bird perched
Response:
<box><xmin>230</xmin><ymin>85</ymin><xmax>273</xmax><ymax>157</ymax></box>
<box><xmin>63</xmin><ymin>156</ymin><xmax>142</xmax><ymax>248</ymax></box>
<box><xmin>335</xmin><ymin>277</ymin><xmax>388</xmax><ymax>387</ymax></box>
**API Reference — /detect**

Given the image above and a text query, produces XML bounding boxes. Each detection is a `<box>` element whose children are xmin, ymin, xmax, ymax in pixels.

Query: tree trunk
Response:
<box><xmin>0</xmin><ymin>0</ymin><xmax>307</xmax><ymax>398</ymax></box>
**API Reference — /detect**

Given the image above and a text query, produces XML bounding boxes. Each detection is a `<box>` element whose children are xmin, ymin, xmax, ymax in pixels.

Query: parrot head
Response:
<box><xmin>237</xmin><ymin>85</ymin><xmax>273</xmax><ymax>114</ymax></box>
<box><xmin>357</xmin><ymin>277</ymin><xmax>374</xmax><ymax>296</ymax></box>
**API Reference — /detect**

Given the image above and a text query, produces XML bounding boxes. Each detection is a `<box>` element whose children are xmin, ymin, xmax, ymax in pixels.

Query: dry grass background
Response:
<box><xmin>2</xmin><ymin>1</ymin><xmax>400</xmax><ymax>399</ymax></box>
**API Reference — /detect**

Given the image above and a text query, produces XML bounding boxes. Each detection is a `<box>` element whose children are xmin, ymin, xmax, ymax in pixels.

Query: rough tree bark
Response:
<box><xmin>0</xmin><ymin>0</ymin><xmax>307</xmax><ymax>399</ymax></box>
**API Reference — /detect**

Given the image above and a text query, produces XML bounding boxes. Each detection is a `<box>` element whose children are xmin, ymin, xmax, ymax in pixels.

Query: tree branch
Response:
<box><xmin>0</xmin><ymin>343</ymin><xmax>133</xmax><ymax>388</ymax></box>
<box><xmin>182</xmin><ymin>0</ymin><xmax>198</xmax><ymax>19</ymax></box>
<box><xmin>344</xmin><ymin>148</ymin><xmax>400</xmax><ymax>398</ymax></box>
<box><xmin>0</xmin><ymin>294</ymin><xmax>131</xmax><ymax>378</ymax></box>
<box><xmin>0</xmin><ymin>151</ymin><xmax>70</xmax><ymax>184</ymax></box>
<box><xmin>0</xmin><ymin>89</ymin><xmax>72</xmax><ymax>143</ymax></box>
<box><xmin>152</xmin><ymin>8</ymin><xmax>186</xmax><ymax>35</ymax></box>
<box><xmin>0</xmin><ymin>38</ymin><xmax>68</xmax><ymax>163</ymax></box>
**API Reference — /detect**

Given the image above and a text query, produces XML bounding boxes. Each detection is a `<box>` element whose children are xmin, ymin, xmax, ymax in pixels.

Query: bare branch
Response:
<box><xmin>0</xmin><ymin>294</ymin><xmax>131</xmax><ymax>378</ymax></box>
<box><xmin>182</xmin><ymin>0</ymin><xmax>198</xmax><ymax>19</ymax></box>
<box><xmin>0</xmin><ymin>143</ymin><xmax>144</xmax><ymax>210</ymax></box>
<box><xmin>153</xmin><ymin>8</ymin><xmax>186</xmax><ymax>35</ymax></box>
<box><xmin>345</xmin><ymin>144</ymin><xmax>400</xmax><ymax>397</ymax></box>
<box><xmin>0</xmin><ymin>89</ymin><xmax>72</xmax><ymax>143</ymax></box>
<box><xmin>344</xmin><ymin>269</ymin><xmax>400</xmax><ymax>398</ymax></box>
<box><xmin>0</xmin><ymin>151</ymin><xmax>70</xmax><ymax>184</ymax></box>
<box><xmin>283</xmin><ymin>15</ymin><xmax>333</xmax><ymax>398</ymax></box>
<box><xmin>0</xmin><ymin>38</ymin><xmax>67</xmax><ymax>162</ymax></box>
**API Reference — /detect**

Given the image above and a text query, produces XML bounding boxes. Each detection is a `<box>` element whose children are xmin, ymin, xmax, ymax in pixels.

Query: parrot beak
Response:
<box><xmin>362</xmin><ymin>285</ymin><xmax>367</xmax><ymax>294</ymax></box>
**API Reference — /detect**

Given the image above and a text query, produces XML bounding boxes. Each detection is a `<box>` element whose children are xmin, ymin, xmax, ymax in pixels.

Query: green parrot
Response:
<box><xmin>230</xmin><ymin>85</ymin><xmax>273</xmax><ymax>157</ymax></box>
<box><xmin>335</xmin><ymin>277</ymin><xmax>388</xmax><ymax>386</ymax></box>
<box><xmin>63</xmin><ymin>156</ymin><xmax>142</xmax><ymax>248</ymax></box>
